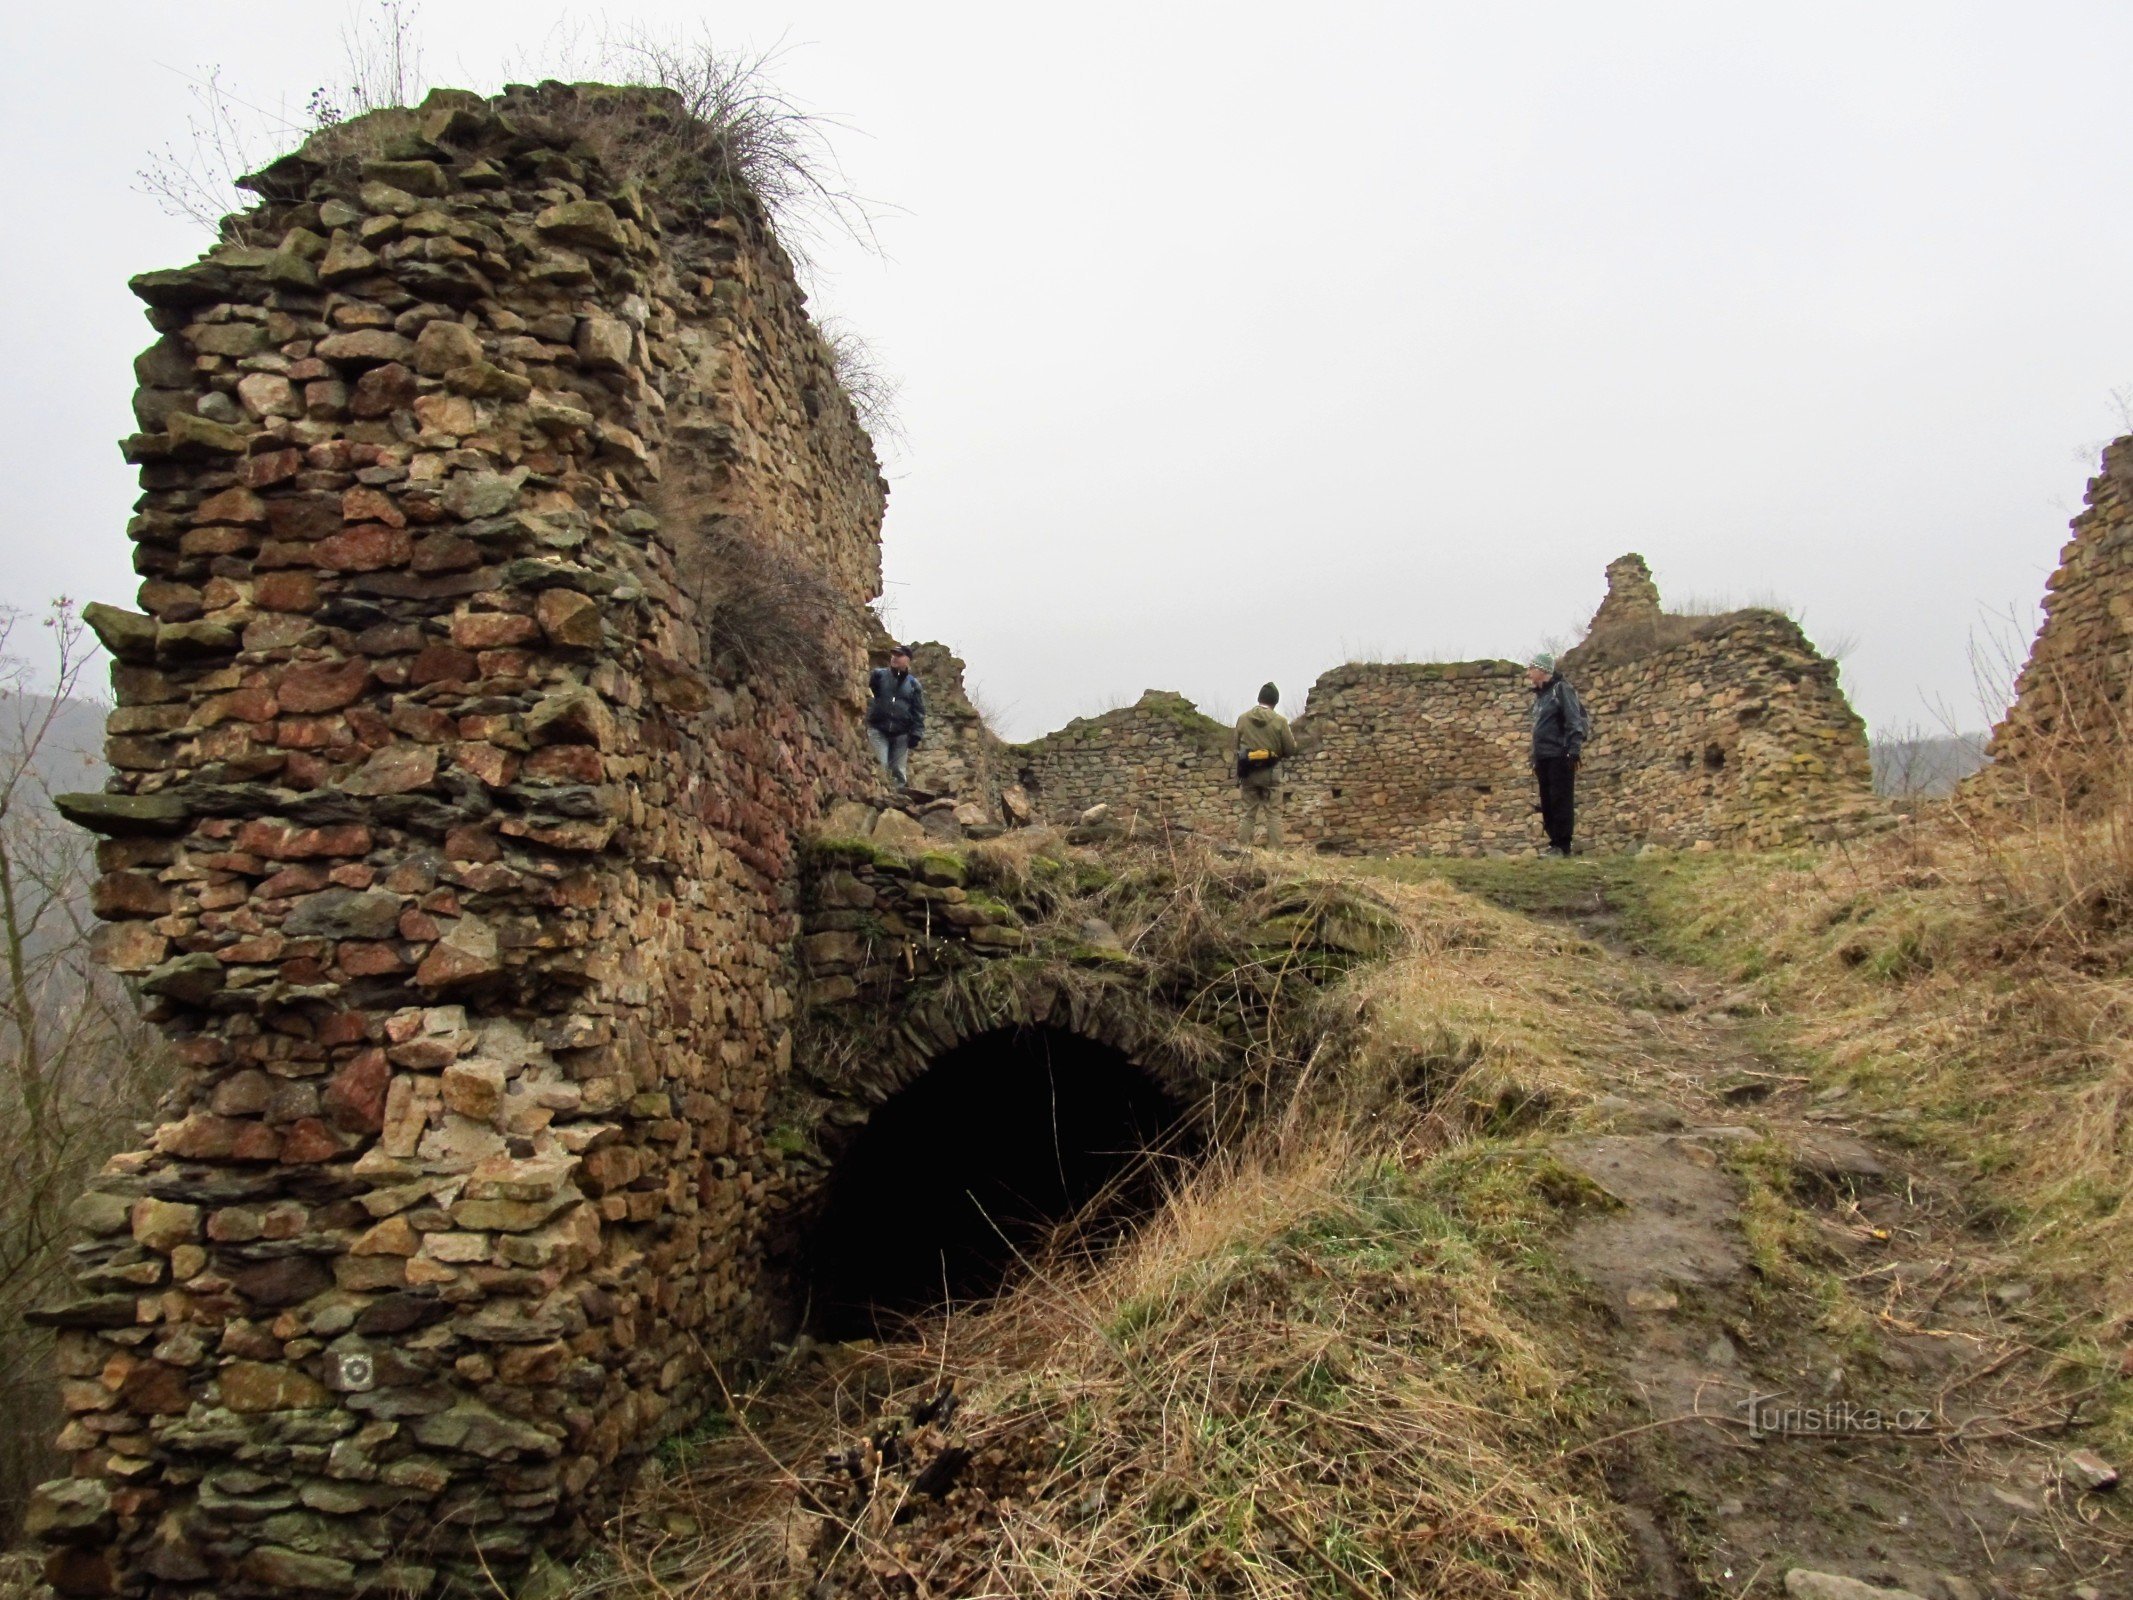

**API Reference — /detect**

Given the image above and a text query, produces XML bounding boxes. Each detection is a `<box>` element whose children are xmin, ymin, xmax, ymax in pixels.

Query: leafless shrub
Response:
<box><xmin>138</xmin><ymin>1</ymin><xmax>426</xmax><ymax>233</ymax></box>
<box><xmin>1871</xmin><ymin>724</ymin><xmax>1988</xmax><ymax>798</ymax></box>
<box><xmin>673</xmin><ymin>518</ymin><xmax>861</xmax><ymax>700</ymax></box>
<box><xmin>815</xmin><ymin>318</ymin><xmax>903</xmax><ymax>448</ymax></box>
<box><xmin>578</xmin><ymin>32</ymin><xmax>883</xmax><ymax>270</ymax></box>
<box><xmin>0</xmin><ymin>605</ymin><xmax>173</xmax><ymax>1539</ymax></box>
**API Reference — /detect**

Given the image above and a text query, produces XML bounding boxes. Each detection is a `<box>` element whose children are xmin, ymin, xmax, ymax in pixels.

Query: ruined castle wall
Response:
<box><xmin>1008</xmin><ymin>575</ymin><xmax>1879</xmax><ymax>854</ymax></box>
<box><xmin>1987</xmin><ymin>434</ymin><xmax>2133</xmax><ymax>789</ymax></box>
<box><xmin>1572</xmin><ymin>611</ymin><xmax>1880</xmax><ymax>851</ymax></box>
<box><xmin>38</xmin><ymin>85</ymin><xmax>883</xmax><ymax>1598</ymax></box>
<box><xmin>1010</xmin><ymin>692</ymin><xmax>1236</xmax><ymax>833</ymax></box>
<box><xmin>1283</xmin><ymin>664</ymin><xmax>1534</xmax><ymax>853</ymax></box>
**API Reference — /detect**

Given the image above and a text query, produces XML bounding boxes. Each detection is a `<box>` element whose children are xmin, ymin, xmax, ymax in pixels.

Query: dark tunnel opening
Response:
<box><xmin>807</xmin><ymin>1026</ymin><xmax>1191</xmax><ymax>1337</ymax></box>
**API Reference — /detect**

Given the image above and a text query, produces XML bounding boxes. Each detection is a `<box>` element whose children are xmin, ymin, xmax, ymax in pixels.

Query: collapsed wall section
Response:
<box><xmin>37</xmin><ymin>85</ymin><xmax>883</xmax><ymax>1597</ymax></box>
<box><xmin>1987</xmin><ymin>434</ymin><xmax>2133</xmax><ymax>793</ymax></box>
<box><xmin>1004</xmin><ymin>557</ymin><xmax>1879</xmax><ymax>854</ymax></box>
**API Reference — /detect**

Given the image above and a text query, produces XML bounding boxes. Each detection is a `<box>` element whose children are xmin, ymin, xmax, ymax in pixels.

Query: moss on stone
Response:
<box><xmin>916</xmin><ymin>850</ymin><xmax>968</xmax><ymax>887</ymax></box>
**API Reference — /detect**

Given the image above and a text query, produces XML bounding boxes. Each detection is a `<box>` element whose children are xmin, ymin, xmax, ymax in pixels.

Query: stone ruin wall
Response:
<box><xmin>1987</xmin><ymin>433</ymin><xmax>2133</xmax><ymax>793</ymax></box>
<box><xmin>34</xmin><ymin>85</ymin><xmax>885</xmax><ymax>1598</ymax></box>
<box><xmin>1003</xmin><ymin>556</ymin><xmax>1881</xmax><ymax>854</ymax></box>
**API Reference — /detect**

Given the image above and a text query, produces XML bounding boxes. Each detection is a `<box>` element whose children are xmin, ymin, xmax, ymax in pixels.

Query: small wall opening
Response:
<box><xmin>807</xmin><ymin>1026</ymin><xmax>1188</xmax><ymax>1336</ymax></box>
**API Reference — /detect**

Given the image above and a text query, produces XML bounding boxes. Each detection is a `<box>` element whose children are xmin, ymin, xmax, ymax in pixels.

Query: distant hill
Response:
<box><xmin>1871</xmin><ymin>731</ymin><xmax>1988</xmax><ymax>797</ymax></box>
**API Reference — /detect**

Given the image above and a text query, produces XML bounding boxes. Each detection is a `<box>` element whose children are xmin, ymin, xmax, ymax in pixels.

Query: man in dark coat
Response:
<box><xmin>1527</xmin><ymin>654</ymin><xmax>1589</xmax><ymax>856</ymax></box>
<box><xmin>866</xmin><ymin>644</ymin><xmax>926</xmax><ymax>790</ymax></box>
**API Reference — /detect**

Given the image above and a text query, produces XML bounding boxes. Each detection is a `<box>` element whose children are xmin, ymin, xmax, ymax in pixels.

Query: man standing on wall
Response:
<box><xmin>1527</xmin><ymin>653</ymin><xmax>1589</xmax><ymax>856</ymax></box>
<box><xmin>1234</xmin><ymin>682</ymin><xmax>1298</xmax><ymax>848</ymax></box>
<box><xmin>867</xmin><ymin>644</ymin><xmax>926</xmax><ymax>790</ymax></box>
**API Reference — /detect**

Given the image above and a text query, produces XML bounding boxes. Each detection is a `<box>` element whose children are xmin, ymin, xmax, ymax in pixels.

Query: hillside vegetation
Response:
<box><xmin>577</xmin><ymin>803</ymin><xmax>2133</xmax><ymax>1597</ymax></box>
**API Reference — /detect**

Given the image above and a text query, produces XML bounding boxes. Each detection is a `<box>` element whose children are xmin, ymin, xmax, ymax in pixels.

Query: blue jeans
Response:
<box><xmin>868</xmin><ymin>727</ymin><xmax>911</xmax><ymax>788</ymax></box>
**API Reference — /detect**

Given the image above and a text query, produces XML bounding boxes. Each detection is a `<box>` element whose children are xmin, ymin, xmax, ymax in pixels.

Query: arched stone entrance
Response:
<box><xmin>805</xmin><ymin>1024</ymin><xmax>1189</xmax><ymax>1334</ymax></box>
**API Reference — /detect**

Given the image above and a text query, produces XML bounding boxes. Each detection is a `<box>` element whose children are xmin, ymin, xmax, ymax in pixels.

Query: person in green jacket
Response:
<box><xmin>1234</xmin><ymin>683</ymin><xmax>1298</xmax><ymax>848</ymax></box>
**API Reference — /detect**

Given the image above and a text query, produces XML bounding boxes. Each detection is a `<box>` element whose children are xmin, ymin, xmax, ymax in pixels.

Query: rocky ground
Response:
<box><xmin>1456</xmin><ymin>861</ymin><xmax>2127</xmax><ymax>1599</ymax></box>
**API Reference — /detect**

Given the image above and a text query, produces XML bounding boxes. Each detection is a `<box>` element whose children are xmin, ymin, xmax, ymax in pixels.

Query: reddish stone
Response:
<box><xmin>318</xmin><ymin>1012</ymin><xmax>370</xmax><ymax>1047</ymax></box>
<box><xmin>236</xmin><ymin>821</ymin><xmax>372</xmax><ymax>860</ymax></box>
<box><xmin>399</xmin><ymin>908</ymin><xmax>442</xmax><ymax>942</ymax></box>
<box><xmin>242</xmin><ymin>448</ymin><xmax>305</xmax><ymax>488</ymax></box>
<box><xmin>254</xmin><ymin>541</ymin><xmax>314</xmax><ymax>571</ymax></box>
<box><xmin>444</xmin><ymin>825</ymin><xmax>500</xmax><ymax>862</ymax></box>
<box><xmin>326</xmin><ymin>863</ymin><xmax>377</xmax><ymax>889</ymax></box>
<box><xmin>280</xmin><ymin>753</ymin><xmax>332</xmax><ymax>790</ymax></box>
<box><xmin>118</xmin><ymin>1360</ymin><xmax>191</xmax><ymax>1416</ymax></box>
<box><xmin>323</xmin><ymin>1049</ymin><xmax>390</xmax><ymax>1133</ymax></box>
<box><xmin>277</xmin><ymin>658</ymin><xmax>371</xmax><ymax>713</ymax></box>
<box><xmin>219</xmin><ymin>935</ymin><xmax>285</xmax><ymax>964</ymax></box>
<box><xmin>257</xmin><ymin>865</ymin><xmax>331</xmax><ymax>897</ymax></box>
<box><xmin>476</xmin><ymin>649</ymin><xmax>536</xmax><ymax>681</ymax></box>
<box><xmin>525</xmin><ymin>745</ymin><xmax>605</xmax><ymax>785</ymax></box>
<box><xmin>91</xmin><ymin>872</ymin><xmax>172</xmax><ymax>918</ymax></box>
<box><xmin>193</xmin><ymin>486</ymin><xmax>267</xmax><ymax>525</ymax></box>
<box><xmin>160</xmin><ymin>1114</ymin><xmax>244</xmax><ymax>1159</ymax></box>
<box><xmin>342</xmin><ymin>704</ymin><xmax>390</xmax><ymax>742</ymax></box>
<box><xmin>254</xmin><ymin>572</ymin><xmax>318</xmax><ymax>613</ymax></box>
<box><xmin>275</xmin><ymin>716</ymin><xmax>352</xmax><ymax>753</ymax></box>
<box><xmin>265</xmin><ymin>494</ymin><xmax>340</xmax><ymax>542</ymax></box>
<box><xmin>278</xmin><ymin>1118</ymin><xmax>345</xmax><ymax>1165</ymax></box>
<box><xmin>231</xmin><ymin>1121</ymin><xmax>284</xmax><ymax>1162</ymax></box>
<box><xmin>343</xmin><ymin>743</ymin><xmax>438</xmax><ymax>796</ymax></box>
<box><xmin>450</xmin><ymin>611</ymin><xmax>540</xmax><ymax>649</ymax></box>
<box><xmin>386</xmin><ymin>1036</ymin><xmax>456</xmax><ymax>1069</ymax></box>
<box><xmin>389</xmin><ymin>702</ymin><xmax>457</xmax><ymax>742</ymax></box>
<box><xmin>351</xmin><ymin>361</ymin><xmax>418</xmax><ymax>418</ymax></box>
<box><xmin>313</xmin><ymin>524</ymin><xmax>411</xmax><ymax>573</ymax></box>
<box><xmin>410</xmin><ymin>644</ymin><xmax>478</xmax><ymax>685</ymax></box>
<box><xmin>180</xmin><ymin>526</ymin><xmax>255</xmax><ymax>557</ymax></box>
<box><xmin>451</xmin><ymin>742</ymin><xmax>518</xmax><ymax>788</ymax></box>
<box><xmin>446</xmin><ymin>862</ymin><xmax>517</xmax><ymax>894</ymax></box>
<box><xmin>537</xmin><ymin>587</ymin><xmax>603</xmax><ymax>648</ymax></box>
<box><xmin>200</xmin><ymin>685</ymin><xmax>279</xmax><ymax>726</ymax></box>
<box><xmin>342</xmin><ymin>486</ymin><xmax>407</xmax><ymax>527</ymax></box>
<box><xmin>338</xmin><ymin>942</ymin><xmax>408</xmax><ymax>977</ymax></box>
<box><xmin>412</xmin><ymin>533</ymin><xmax>482</xmax><ymax>573</ymax></box>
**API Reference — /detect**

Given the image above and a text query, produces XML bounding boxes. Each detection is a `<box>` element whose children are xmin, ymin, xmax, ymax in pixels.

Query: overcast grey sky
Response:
<box><xmin>6</xmin><ymin>2</ymin><xmax>2128</xmax><ymax>738</ymax></box>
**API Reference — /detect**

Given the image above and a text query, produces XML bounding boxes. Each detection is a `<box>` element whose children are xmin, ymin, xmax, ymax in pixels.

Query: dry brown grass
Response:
<box><xmin>578</xmin><ymin>852</ymin><xmax>1644</xmax><ymax>1599</ymax></box>
<box><xmin>580</xmin><ymin>1129</ymin><xmax>1625</xmax><ymax>1600</ymax></box>
<box><xmin>1645</xmin><ymin>748</ymin><xmax>2133</xmax><ymax>1405</ymax></box>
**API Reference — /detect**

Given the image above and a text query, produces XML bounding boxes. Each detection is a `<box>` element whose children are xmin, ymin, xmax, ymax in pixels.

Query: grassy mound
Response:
<box><xmin>576</xmin><ymin>853</ymin><xmax>1646</xmax><ymax>1599</ymax></box>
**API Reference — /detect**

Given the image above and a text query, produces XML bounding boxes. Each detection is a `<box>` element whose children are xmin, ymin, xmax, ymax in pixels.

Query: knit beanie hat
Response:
<box><xmin>1258</xmin><ymin>682</ymin><xmax>1279</xmax><ymax>706</ymax></box>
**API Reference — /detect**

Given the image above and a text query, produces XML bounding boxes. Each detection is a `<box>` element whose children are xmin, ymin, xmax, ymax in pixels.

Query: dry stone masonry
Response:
<box><xmin>1987</xmin><ymin>433</ymin><xmax>2133</xmax><ymax>795</ymax></box>
<box><xmin>1006</xmin><ymin>556</ymin><xmax>1881</xmax><ymax>853</ymax></box>
<box><xmin>37</xmin><ymin>84</ymin><xmax>886</xmax><ymax>1597</ymax></box>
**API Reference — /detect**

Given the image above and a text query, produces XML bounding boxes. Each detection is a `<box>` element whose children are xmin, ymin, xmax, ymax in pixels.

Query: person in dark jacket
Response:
<box><xmin>1527</xmin><ymin>654</ymin><xmax>1589</xmax><ymax>856</ymax></box>
<box><xmin>866</xmin><ymin>645</ymin><xmax>926</xmax><ymax>789</ymax></box>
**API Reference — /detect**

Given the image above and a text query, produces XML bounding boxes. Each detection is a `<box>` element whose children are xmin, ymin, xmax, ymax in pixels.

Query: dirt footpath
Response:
<box><xmin>1498</xmin><ymin>868</ymin><xmax>2127</xmax><ymax>1600</ymax></box>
